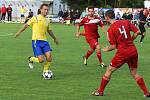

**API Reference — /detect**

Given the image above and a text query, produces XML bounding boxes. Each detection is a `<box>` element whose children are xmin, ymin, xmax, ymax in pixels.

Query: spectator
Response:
<box><xmin>115</xmin><ymin>12</ymin><xmax>121</xmax><ymax>20</ymax></box>
<box><xmin>0</xmin><ymin>6</ymin><xmax>1</xmax><ymax>21</ymax></box>
<box><xmin>58</xmin><ymin>10</ymin><xmax>63</xmax><ymax>18</ymax></box>
<box><xmin>24</xmin><ymin>9</ymin><xmax>33</xmax><ymax>23</ymax></box>
<box><xmin>80</xmin><ymin>10</ymin><xmax>86</xmax><ymax>19</ymax></box>
<box><xmin>146</xmin><ymin>11</ymin><xmax>150</xmax><ymax>27</ymax></box>
<box><xmin>99</xmin><ymin>11</ymin><xmax>105</xmax><ymax>20</ymax></box>
<box><xmin>1</xmin><ymin>4</ymin><xmax>7</xmax><ymax>22</ymax></box>
<box><xmin>19</xmin><ymin>6</ymin><xmax>27</xmax><ymax>23</ymax></box>
<box><xmin>7</xmin><ymin>5</ymin><xmax>13</xmax><ymax>22</ymax></box>
<box><xmin>138</xmin><ymin>8</ymin><xmax>147</xmax><ymax>43</ymax></box>
<box><xmin>63</xmin><ymin>10</ymin><xmax>69</xmax><ymax>19</ymax></box>
<box><xmin>133</xmin><ymin>9</ymin><xmax>140</xmax><ymax>26</ymax></box>
<box><xmin>122</xmin><ymin>12</ymin><xmax>128</xmax><ymax>20</ymax></box>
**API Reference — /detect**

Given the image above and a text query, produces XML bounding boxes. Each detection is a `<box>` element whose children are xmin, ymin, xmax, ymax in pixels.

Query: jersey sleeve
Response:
<box><xmin>107</xmin><ymin>29</ymin><xmax>117</xmax><ymax>45</ymax></box>
<box><xmin>79</xmin><ymin>18</ymin><xmax>86</xmax><ymax>26</ymax></box>
<box><xmin>27</xmin><ymin>16</ymin><xmax>36</xmax><ymax>26</ymax></box>
<box><xmin>129</xmin><ymin>21</ymin><xmax>139</xmax><ymax>33</ymax></box>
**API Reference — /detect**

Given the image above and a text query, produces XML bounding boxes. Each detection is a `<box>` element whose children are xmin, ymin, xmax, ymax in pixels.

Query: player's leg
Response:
<box><xmin>128</xmin><ymin>54</ymin><xmax>150</xmax><ymax>97</ymax></box>
<box><xmin>30</xmin><ymin>55</ymin><xmax>45</xmax><ymax>63</ymax></box>
<box><xmin>92</xmin><ymin>65</ymin><xmax>117</xmax><ymax>96</ymax></box>
<box><xmin>4</xmin><ymin>13</ymin><xmax>6</xmax><ymax>21</ymax></box>
<box><xmin>92</xmin><ymin>53</ymin><xmax>125</xmax><ymax>96</ymax></box>
<box><xmin>130</xmin><ymin>68</ymin><xmax>150</xmax><ymax>97</ymax></box>
<box><xmin>83</xmin><ymin>40</ymin><xmax>95</xmax><ymax>65</ymax></box>
<box><xmin>42</xmin><ymin>41</ymin><xmax>53</xmax><ymax>72</ymax></box>
<box><xmin>84</xmin><ymin>48</ymin><xmax>95</xmax><ymax>60</ymax></box>
<box><xmin>43</xmin><ymin>51</ymin><xmax>52</xmax><ymax>71</ymax></box>
<box><xmin>85</xmin><ymin>40</ymin><xmax>95</xmax><ymax>60</ymax></box>
<box><xmin>140</xmin><ymin>32</ymin><xmax>146</xmax><ymax>43</ymax></box>
<box><xmin>95</xmin><ymin>44</ymin><xmax>106</xmax><ymax>67</ymax></box>
<box><xmin>28</xmin><ymin>40</ymin><xmax>45</xmax><ymax>69</ymax></box>
<box><xmin>139</xmin><ymin>25</ymin><xmax>146</xmax><ymax>43</ymax></box>
<box><xmin>83</xmin><ymin>48</ymin><xmax>95</xmax><ymax>65</ymax></box>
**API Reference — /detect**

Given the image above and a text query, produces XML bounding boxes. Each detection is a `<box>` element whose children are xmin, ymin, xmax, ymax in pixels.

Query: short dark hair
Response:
<box><xmin>40</xmin><ymin>4</ymin><xmax>49</xmax><ymax>9</ymax></box>
<box><xmin>105</xmin><ymin>10</ymin><xmax>115</xmax><ymax>19</ymax></box>
<box><xmin>87</xmin><ymin>6</ymin><xmax>94</xmax><ymax>11</ymax></box>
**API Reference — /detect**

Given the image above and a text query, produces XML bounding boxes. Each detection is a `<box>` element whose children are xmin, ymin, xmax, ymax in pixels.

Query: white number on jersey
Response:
<box><xmin>118</xmin><ymin>26</ymin><xmax>127</xmax><ymax>39</ymax></box>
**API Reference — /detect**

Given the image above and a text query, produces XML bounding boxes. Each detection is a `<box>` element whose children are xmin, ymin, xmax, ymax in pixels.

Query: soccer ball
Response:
<box><xmin>43</xmin><ymin>70</ymin><xmax>53</xmax><ymax>80</ymax></box>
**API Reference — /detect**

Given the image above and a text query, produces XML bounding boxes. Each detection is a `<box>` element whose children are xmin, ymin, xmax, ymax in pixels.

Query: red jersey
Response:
<box><xmin>1</xmin><ymin>6</ymin><xmax>7</xmax><ymax>14</ymax></box>
<box><xmin>79</xmin><ymin>16</ymin><xmax>104</xmax><ymax>40</ymax></box>
<box><xmin>7</xmin><ymin>7</ymin><xmax>12</xmax><ymax>13</ymax></box>
<box><xmin>107</xmin><ymin>20</ymin><xmax>138</xmax><ymax>50</ymax></box>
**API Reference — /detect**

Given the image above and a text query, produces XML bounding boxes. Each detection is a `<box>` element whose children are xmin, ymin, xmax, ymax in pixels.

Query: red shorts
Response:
<box><xmin>86</xmin><ymin>39</ymin><xmax>99</xmax><ymax>50</ymax></box>
<box><xmin>110</xmin><ymin>46</ymin><xmax>138</xmax><ymax>69</ymax></box>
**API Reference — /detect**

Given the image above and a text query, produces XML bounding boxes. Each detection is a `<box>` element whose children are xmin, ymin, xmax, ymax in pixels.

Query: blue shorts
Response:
<box><xmin>32</xmin><ymin>40</ymin><xmax>52</xmax><ymax>57</ymax></box>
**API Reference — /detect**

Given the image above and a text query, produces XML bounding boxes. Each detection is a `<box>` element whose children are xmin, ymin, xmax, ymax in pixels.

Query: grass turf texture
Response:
<box><xmin>0</xmin><ymin>23</ymin><xmax>150</xmax><ymax>100</ymax></box>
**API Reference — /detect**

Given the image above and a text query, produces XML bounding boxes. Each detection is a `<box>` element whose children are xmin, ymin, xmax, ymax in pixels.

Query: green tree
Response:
<box><xmin>61</xmin><ymin>0</ymin><xmax>144</xmax><ymax>10</ymax></box>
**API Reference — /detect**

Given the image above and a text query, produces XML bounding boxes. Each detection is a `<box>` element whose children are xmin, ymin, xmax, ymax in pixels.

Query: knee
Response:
<box><xmin>38</xmin><ymin>58</ymin><xmax>45</xmax><ymax>63</ymax></box>
<box><xmin>89</xmin><ymin>48</ymin><xmax>95</xmax><ymax>52</ymax></box>
<box><xmin>130</xmin><ymin>72</ymin><xmax>140</xmax><ymax>79</ymax></box>
<box><xmin>130</xmin><ymin>72</ymin><xmax>135</xmax><ymax>77</ymax></box>
<box><xmin>96</xmin><ymin>49</ymin><xmax>101</xmax><ymax>53</ymax></box>
<box><xmin>96</xmin><ymin>45</ymin><xmax>101</xmax><ymax>52</ymax></box>
<box><xmin>107</xmin><ymin>67</ymin><xmax>114</xmax><ymax>73</ymax></box>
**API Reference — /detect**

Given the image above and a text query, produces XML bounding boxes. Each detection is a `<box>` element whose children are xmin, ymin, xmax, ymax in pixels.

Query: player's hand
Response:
<box><xmin>102</xmin><ymin>46</ymin><xmax>109</xmax><ymax>52</ymax></box>
<box><xmin>76</xmin><ymin>32</ymin><xmax>80</xmax><ymax>38</ymax></box>
<box><xmin>14</xmin><ymin>32</ymin><xmax>20</xmax><ymax>38</ymax></box>
<box><xmin>54</xmin><ymin>38</ymin><xmax>59</xmax><ymax>45</ymax></box>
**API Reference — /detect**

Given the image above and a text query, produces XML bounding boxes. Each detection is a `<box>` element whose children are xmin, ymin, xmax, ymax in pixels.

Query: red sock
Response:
<box><xmin>136</xmin><ymin>77</ymin><xmax>149</xmax><ymax>95</ymax></box>
<box><xmin>98</xmin><ymin>75</ymin><xmax>110</xmax><ymax>93</ymax></box>
<box><xmin>96</xmin><ymin>51</ymin><xmax>102</xmax><ymax>63</ymax></box>
<box><xmin>85</xmin><ymin>50</ymin><xmax>93</xmax><ymax>59</ymax></box>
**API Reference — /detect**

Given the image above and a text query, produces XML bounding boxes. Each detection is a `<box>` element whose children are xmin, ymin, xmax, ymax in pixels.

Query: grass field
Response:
<box><xmin>0</xmin><ymin>23</ymin><xmax>150</xmax><ymax>100</ymax></box>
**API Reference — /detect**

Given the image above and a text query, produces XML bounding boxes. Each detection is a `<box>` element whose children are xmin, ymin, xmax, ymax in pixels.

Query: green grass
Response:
<box><xmin>0</xmin><ymin>23</ymin><xmax>150</xmax><ymax>100</ymax></box>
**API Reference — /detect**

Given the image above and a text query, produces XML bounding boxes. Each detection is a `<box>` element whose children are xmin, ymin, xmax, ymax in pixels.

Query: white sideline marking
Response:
<box><xmin>0</xmin><ymin>33</ymin><xmax>13</xmax><ymax>37</ymax></box>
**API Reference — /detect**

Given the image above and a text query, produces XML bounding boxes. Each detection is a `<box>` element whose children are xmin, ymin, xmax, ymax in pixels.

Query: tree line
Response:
<box><xmin>61</xmin><ymin>0</ymin><xmax>144</xmax><ymax>10</ymax></box>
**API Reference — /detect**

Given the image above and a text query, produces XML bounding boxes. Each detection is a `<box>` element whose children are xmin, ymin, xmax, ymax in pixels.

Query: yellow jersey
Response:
<box><xmin>19</xmin><ymin>7</ymin><xmax>26</xmax><ymax>14</ymax></box>
<box><xmin>27</xmin><ymin>14</ymin><xmax>51</xmax><ymax>40</ymax></box>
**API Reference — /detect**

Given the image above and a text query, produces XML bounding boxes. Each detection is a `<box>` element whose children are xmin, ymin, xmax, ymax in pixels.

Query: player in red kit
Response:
<box><xmin>92</xmin><ymin>10</ymin><xmax>150</xmax><ymax>97</ymax></box>
<box><xmin>76</xmin><ymin>6</ymin><xmax>106</xmax><ymax>67</ymax></box>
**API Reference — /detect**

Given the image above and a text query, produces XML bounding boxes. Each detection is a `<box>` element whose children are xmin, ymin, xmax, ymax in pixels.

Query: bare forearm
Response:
<box><xmin>48</xmin><ymin>30</ymin><xmax>56</xmax><ymax>40</ymax></box>
<box><xmin>14</xmin><ymin>24</ymin><xmax>28</xmax><ymax>38</ymax></box>
<box><xmin>103</xmin><ymin>45</ymin><xmax>116</xmax><ymax>52</ymax></box>
<box><xmin>19</xmin><ymin>24</ymin><xmax>28</xmax><ymax>33</ymax></box>
<box><xmin>101</xmin><ymin>26</ymin><xmax>105</xmax><ymax>33</ymax></box>
<box><xmin>76</xmin><ymin>24</ymin><xmax>80</xmax><ymax>33</ymax></box>
<box><xmin>107</xmin><ymin>46</ymin><xmax>116</xmax><ymax>51</ymax></box>
<box><xmin>132</xmin><ymin>31</ymin><xmax>140</xmax><ymax>40</ymax></box>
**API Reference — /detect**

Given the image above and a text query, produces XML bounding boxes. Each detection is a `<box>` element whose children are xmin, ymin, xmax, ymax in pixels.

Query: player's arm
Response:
<box><xmin>76</xmin><ymin>19</ymin><xmax>85</xmax><ymax>37</ymax></box>
<box><xmin>99</xmin><ymin>19</ymin><xmax>106</xmax><ymax>34</ymax></box>
<box><xmin>76</xmin><ymin>24</ymin><xmax>81</xmax><ymax>38</ymax></box>
<box><xmin>101</xmin><ymin>25</ymin><xmax>106</xmax><ymax>34</ymax></box>
<box><xmin>14</xmin><ymin>23</ymin><xmax>29</xmax><ymax>38</ymax></box>
<box><xmin>14</xmin><ymin>16</ymin><xmax>35</xmax><ymax>38</ymax></box>
<box><xmin>129</xmin><ymin>21</ymin><xmax>140</xmax><ymax>40</ymax></box>
<box><xmin>132</xmin><ymin>31</ymin><xmax>140</xmax><ymax>40</ymax></box>
<box><xmin>102</xmin><ymin>45</ymin><xmax>116</xmax><ymax>52</ymax></box>
<box><xmin>47</xmin><ymin>29</ymin><xmax>59</xmax><ymax>45</ymax></box>
<box><xmin>103</xmin><ymin>31</ymin><xmax>117</xmax><ymax>52</ymax></box>
<box><xmin>139</xmin><ymin>20</ymin><xmax>146</xmax><ymax>23</ymax></box>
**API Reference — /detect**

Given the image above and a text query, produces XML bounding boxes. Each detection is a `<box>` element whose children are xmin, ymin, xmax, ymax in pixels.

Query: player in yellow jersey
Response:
<box><xmin>14</xmin><ymin>4</ymin><xmax>58</xmax><ymax>78</ymax></box>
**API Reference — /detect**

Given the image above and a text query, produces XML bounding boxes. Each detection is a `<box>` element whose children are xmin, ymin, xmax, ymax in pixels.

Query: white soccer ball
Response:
<box><xmin>43</xmin><ymin>70</ymin><xmax>53</xmax><ymax>80</ymax></box>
